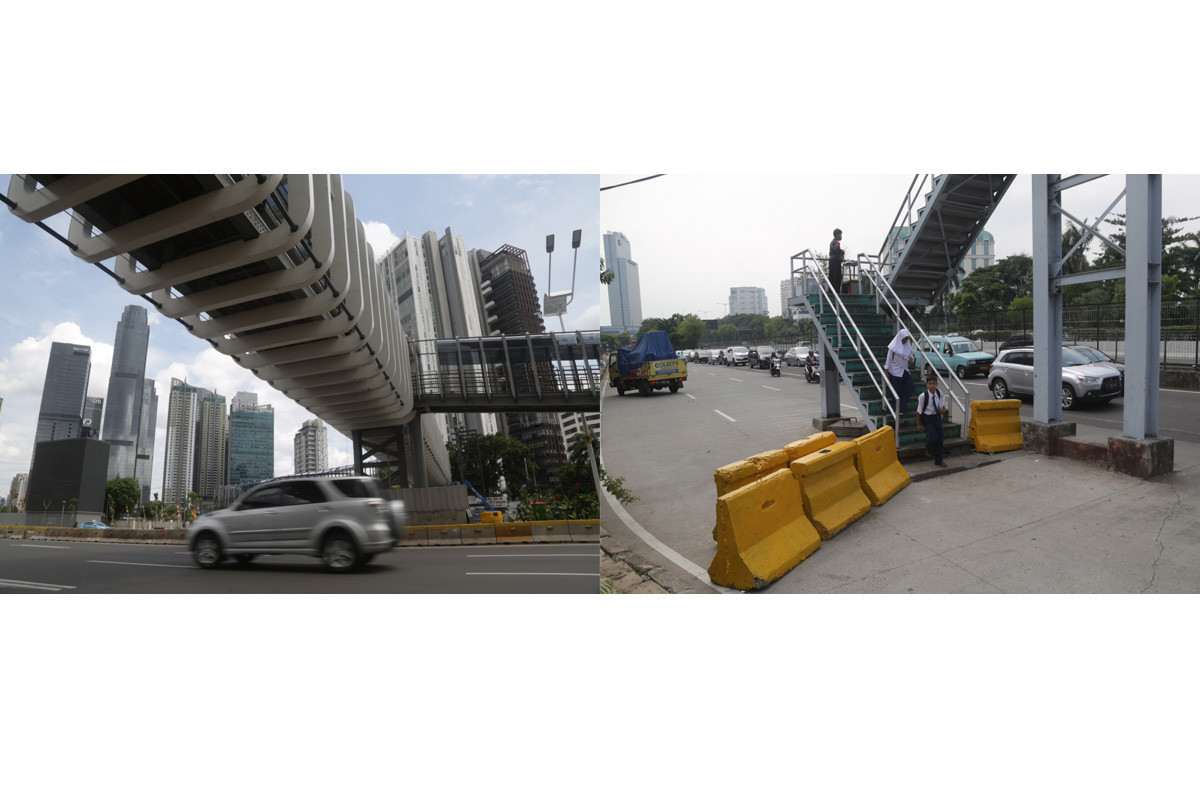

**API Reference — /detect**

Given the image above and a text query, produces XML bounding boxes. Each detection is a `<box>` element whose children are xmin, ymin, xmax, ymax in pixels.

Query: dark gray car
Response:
<box><xmin>187</xmin><ymin>476</ymin><xmax>402</xmax><ymax>573</ymax></box>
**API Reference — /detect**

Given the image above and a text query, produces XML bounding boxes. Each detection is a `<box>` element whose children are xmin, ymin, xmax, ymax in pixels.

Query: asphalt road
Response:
<box><xmin>0</xmin><ymin>539</ymin><xmax>600</xmax><ymax>593</ymax></box>
<box><xmin>601</xmin><ymin>360</ymin><xmax>1200</xmax><ymax>586</ymax></box>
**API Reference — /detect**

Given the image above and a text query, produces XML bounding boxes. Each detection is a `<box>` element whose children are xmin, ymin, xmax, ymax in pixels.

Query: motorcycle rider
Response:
<box><xmin>804</xmin><ymin>349</ymin><xmax>819</xmax><ymax>379</ymax></box>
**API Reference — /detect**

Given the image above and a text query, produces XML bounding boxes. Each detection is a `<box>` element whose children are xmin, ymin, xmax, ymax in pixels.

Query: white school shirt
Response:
<box><xmin>916</xmin><ymin>389</ymin><xmax>947</xmax><ymax>416</ymax></box>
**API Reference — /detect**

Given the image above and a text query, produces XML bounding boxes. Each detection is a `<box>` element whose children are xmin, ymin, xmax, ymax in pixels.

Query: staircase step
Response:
<box><xmin>897</xmin><ymin>437</ymin><xmax>975</xmax><ymax>463</ymax></box>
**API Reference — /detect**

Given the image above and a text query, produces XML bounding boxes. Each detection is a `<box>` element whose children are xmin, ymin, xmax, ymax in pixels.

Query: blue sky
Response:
<box><xmin>0</xmin><ymin>174</ymin><xmax>600</xmax><ymax>501</ymax></box>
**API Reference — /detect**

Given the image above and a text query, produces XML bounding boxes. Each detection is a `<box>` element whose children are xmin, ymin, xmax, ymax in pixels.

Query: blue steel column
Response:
<box><xmin>1123</xmin><ymin>175</ymin><xmax>1163</xmax><ymax>439</ymax></box>
<box><xmin>1032</xmin><ymin>175</ymin><xmax>1064</xmax><ymax>423</ymax></box>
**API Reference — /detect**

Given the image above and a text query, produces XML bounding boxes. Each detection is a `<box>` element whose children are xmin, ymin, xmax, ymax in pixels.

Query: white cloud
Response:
<box><xmin>362</xmin><ymin>220</ymin><xmax>400</xmax><ymax>259</ymax></box>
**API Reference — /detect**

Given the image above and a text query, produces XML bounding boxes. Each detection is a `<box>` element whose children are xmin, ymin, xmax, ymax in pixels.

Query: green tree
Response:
<box><xmin>1007</xmin><ymin>296</ymin><xmax>1033</xmax><ymax>326</ymax></box>
<box><xmin>600</xmin><ymin>257</ymin><xmax>614</xmax><ymax>285</ymax></box>
<box><xmin>716</xmin><ymin>323</ymin><xmax>739</xmax><ymax>341</ymax></box>
<box><xmin>1092</xmin><ymin>214</ymin><xmax>1200</xmax><ymax>303</ymax></box>
<box><xmin>674</xmin><ymin>315</ymin><xmax>705</xmax><ymax>349</ymax></box>
<box><xmin>104</xmin><ymin>477</ymin><xmax>141</xmax><ymax>521</ymax></box>
<box><xmin>636</xmin><ymin>317</ymin><xmax>667</xmax><ymax>338</ymax></box>
<box><xmin>448</xmin><ymin>433</ymin><xmax>533</xmax><ymax>497</ymax></box>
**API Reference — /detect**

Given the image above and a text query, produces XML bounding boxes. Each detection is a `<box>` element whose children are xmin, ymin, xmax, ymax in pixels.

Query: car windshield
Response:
<box><xmin>1078</xmin><ymin>347</ymin><xmax>1108</xmax><ymax>362</ymax></box>
<box><xmin>1061</xmin><ymin>348</ymin><xmax>1090</xmax><ymax>367</ymax></box>
<box><xmin>952</xmin><ymin>342</ymin><xmax>974</xmax><ymax>354</ymax></box>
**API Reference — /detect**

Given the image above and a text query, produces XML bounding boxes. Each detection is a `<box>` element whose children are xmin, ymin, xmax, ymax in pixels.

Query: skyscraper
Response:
<box><xmin>134</xmin><ymin>379</ymin><xmax>158</xmax><ymax>503</ymax></box>
<box><xmin>103</xmin><ymin>305</ymin><xmax>151</xmax><ymax>484</ymax></box>
<box><xmin>32</xmin><ymin>342</ymin><xmax>92</xmax><ymax>471</ymax></box>
<box><xmin>603</xmin><ymin>231</ymin><xmax>643</xmax><ymax>333</ymax></box>
<box><xmin>473</xmin><ymin>244</ymin><xmax>568</xmax><ymax>488</ymax></box>
<box><xmin>229</xmin><ymin>396</ymin><xmax>274</xmax><ymax>486</ymax></box>
<box><xmin>162</xmin><ymin>379</ymin><xmax>225</xmax><ymax>505</ymax></box>
<box><xmin>294</xmin><ymin>418</ymin><xmax>328</xmax><ymax>474</ymax></box>
<box><xmin>195</xmin><ymin>389</ymin><xmax>228</xmax><ymax>502</ymax></box>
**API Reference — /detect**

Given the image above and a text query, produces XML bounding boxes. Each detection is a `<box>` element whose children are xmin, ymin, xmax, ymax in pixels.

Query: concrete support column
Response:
<box><xmin>352</xmin><ymin>430</ymin><xmax>364</xmax><ymax>476</ymax></box>
<box><xmin>408</xmin><ymin>415</ymin><xmax>428</xmax><ymax>488</ymax></box>
<box><xmin>1123</xmin><ymin>175</ymin><xmax>1163</xmax><ymax>439</ymax></box>
<box><xmin>1032</xmin><ymin>175</ymin><xmax>1064</xmax><ymax>423</ymax></box>
<box><xmin>393</xmin><ymin>426</ymin><xmax>409</xmax><ymax>487</ymax></box>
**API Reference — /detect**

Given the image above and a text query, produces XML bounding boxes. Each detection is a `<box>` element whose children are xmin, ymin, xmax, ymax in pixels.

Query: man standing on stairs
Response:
<box><xmin>884</xmin><ymin>327</ymin><xmax>916</xmax><ymax>416</ymax></box>
<box><xmin>829</xmin><ymin>228</ymin><xmax>844</xmax><ymax>294</ymax></box>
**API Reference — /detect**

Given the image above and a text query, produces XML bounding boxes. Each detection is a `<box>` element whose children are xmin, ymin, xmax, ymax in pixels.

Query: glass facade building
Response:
<box><xmin>229</xmin><ymin>402</ymin><xmax>274</xmax><ymax>486</ymax></box>
<box><xmin>32</xmin><ymin>342</ymin><xmax>92</xmax><ymax>472</ymax></box>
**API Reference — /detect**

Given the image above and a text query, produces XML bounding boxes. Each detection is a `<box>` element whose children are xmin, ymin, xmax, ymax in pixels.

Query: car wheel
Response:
<box><xmin>1062</xmin><ymin>384</ymin><xmax>1077</xmax><ymax>410</ymax></box>
<box><xmin>956</xmin><ymin>365</ymin><xmax>968</xmax><ymax>380</ymax></box>
<box><xmin>193</xmin><ymin>534</ymin><xmax>223</xmax><ymax>569</ymax></box>
<box><xmin>991</xmin><ymin>379</ymin><xmax>1009</xmax><ymax>400</ymax></box>
<box><xmin>234</xmin><ymin>554</ymin><xmax>257</xmax><ymax>565</ymax></box>
<box><xmin>669</xmin><ymin>381</ymin><xmax>680</xmax><ymax>393</ymax></box>
<box><xmin>615</xmin><ymin>383</ymin><xmax>625</xmax><ymax>396</ymax></box>
<box><xmin>322</xmin><ymin>534</ymin><xmax>360</xmax><ymax>573</ymax></box>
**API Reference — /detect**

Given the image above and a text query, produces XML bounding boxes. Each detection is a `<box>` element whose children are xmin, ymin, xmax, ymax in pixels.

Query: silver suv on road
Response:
<box><xmin>187</xmin><ymin>476</ymin><xmax>402</xmax><ymax>573</ymax></box>
<box><xmin>988</xmin><ymin>346</ymin><xmax>1122</xmax><ymax>410</ymax></box>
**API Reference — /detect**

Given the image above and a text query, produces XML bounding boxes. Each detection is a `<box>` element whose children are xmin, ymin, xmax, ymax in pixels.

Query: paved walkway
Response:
<box><xmin>599</xmin><ymin>417</ymin><xmax>1200</xmax><ymax>594</ymax></box>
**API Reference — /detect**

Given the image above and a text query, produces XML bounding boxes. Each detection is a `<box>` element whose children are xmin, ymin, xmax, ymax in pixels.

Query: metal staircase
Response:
<box><xmin>880</xmin><ymin>174</ymin><xmax>1017</xmax><ymax>306</ymax></box>
<box><xmin>788</xmin><ymin>174</ymin><xmax>1016</xmax><ymax>461</ymax></box>
<box><xmin>793</xmin><ymin>254</ymin><xmax>971</xmax><ymax>461</ymax></box>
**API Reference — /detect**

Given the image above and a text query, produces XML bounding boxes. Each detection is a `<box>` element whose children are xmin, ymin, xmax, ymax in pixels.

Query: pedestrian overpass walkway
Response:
<box><xmin>411</xmin><ymin>332</ymin><xmax>601</xmax><ymax>414</ymax></box>
<box><xmin>4</xmin><ymin>174</ymin><xmax>599</xmax><ymax>483</ymax></box>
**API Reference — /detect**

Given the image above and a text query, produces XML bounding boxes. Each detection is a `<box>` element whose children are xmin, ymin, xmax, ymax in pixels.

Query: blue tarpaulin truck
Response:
<box><xmin>607</xmin><ymin>331</ymin><xmax>688</xmax><ymax>396</ymax></box>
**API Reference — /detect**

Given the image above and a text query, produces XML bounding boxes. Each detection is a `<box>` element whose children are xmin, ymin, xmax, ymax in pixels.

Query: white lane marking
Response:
<box><xmin>0</xmin><ymin>578</ymin><xmax>76</xmax><ymax>591</ymax></box>
<box><xmin>88</xmin><ymin>560</ymin><xmax>195</xmax><ymax>569</ymax></box>
<box><xmin>762</xmin><ymin>385</ymin><xmax>781</xmax><ymax>391</ymax></box>
<box><xmin>466</xmin><ymin>572</ymin><xmax>599</xmax><ymax>577</ymax></box>
<box><xmin>13</xmin><ymin>544</ymin><xmax>70</xmax><ymax>549</ymax></box>
<box><xmin>729</xmin><ymin>378</ymin><xmax>744</xmax><ymax>383</ymax></box>
<box><xmin>685</xmin><ymin>393</ymin><xmax>697</xmax><ymax>399</ymax></box>
<box><xmin>467</xmin><ymin>553</ymin><xmax>594</xmax><ymax>558</ymax></box>
<box><xmin>714</xmin><ymin>409</ymin><xmax>737</xmax><ymax>422</ymax></box>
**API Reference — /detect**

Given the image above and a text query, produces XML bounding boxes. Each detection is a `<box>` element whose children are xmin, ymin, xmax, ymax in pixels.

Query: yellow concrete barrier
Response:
<box><xmin>784</xmin><ymin>430</ymin><xmax>837</xmax><ymax>463</ymax></box>
<box><xmin>479</xmin><ymin>510</ymin><xmax>503</xmax><ymax>524</ymax></box>
<box><xmin>853</xmin><ymin>425</ymin><xmax>911</xmax><ymax>507</ymax></box>
<box><xmin>710</xmin><ymin>433</ymin><xmax>837</xmax><ymax>540</ymax></box>
<box><xmin>713</xmin><ymin>448</ymin><xmax>789</xmax><ymax>497</ymax></box>
<box><xmin>707</xmin><ymin>468</ymin><xmax>821</xmax><ymax>590</ymax></box>
<box><xmin>969</xmin><ymin>399</ymin><xmax>1024</xmax><ymax>453</ymax></box>
<box><xmin>495</xmin><ymin>522</ymin><xmax>534</xmax><ymax>543</ymax></box>
<box><xmin>790</xmin><ymin>442</ymin><xmax>871</xmax><ymax>540</ymax></box>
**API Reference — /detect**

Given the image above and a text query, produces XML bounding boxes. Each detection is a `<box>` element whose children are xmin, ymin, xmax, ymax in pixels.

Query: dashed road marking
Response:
<box><xmin>88</xmin><ymin>560</ymin><xmax>195</xmax><ymax>569</ymax></box>
<box><xmin>0</xmin><ymin>578</ymin><xmax>76</xmax><ymax>591</ymax></box>
<box><xmin>714</xmin><ymin>409</ymin><xmax>737</xmax><ymax>422</ymax></box>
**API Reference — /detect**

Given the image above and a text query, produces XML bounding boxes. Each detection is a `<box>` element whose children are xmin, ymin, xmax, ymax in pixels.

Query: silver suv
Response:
<box><xmin>188</xmin><ymin>476</ymin><xmax>403</xmax><ymax>573</ymax></box>
<box><xmin>988</xmin><ymin>347</ymin><xmax>1122</xmax><ymax>410</ymax></box>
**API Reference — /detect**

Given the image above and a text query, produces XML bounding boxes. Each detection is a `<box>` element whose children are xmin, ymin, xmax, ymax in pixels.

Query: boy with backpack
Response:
<box><xmin>916</xmin><ymin>374</ymin><xmax>949</xmax><ymax>467</ymax></box>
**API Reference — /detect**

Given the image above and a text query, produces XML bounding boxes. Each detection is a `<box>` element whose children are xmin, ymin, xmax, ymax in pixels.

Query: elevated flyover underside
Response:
<box><xmin>6</xmin><ymin>173</ymin><xmax>412</xmax><ymax>437</ymax></box>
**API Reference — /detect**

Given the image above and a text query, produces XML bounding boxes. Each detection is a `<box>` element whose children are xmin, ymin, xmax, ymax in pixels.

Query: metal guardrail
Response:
<box><xmin>857</xmin><ymin>256</ymin><xmax>973</xmax><ymax>436</ymax></box>
<box><xmin>411</xmin><ymin>331</ymin><xmax>602</xmax><ymax>412</ymax></box>
<box><xmin>877</xmin><ymin>174</ymin><xmax>935</xmax><ymax>276</ymax></box>
<box><xmin>791</xmin><ymin>249</ymin><xmax>902</xmax><ymax>443</ymax></box>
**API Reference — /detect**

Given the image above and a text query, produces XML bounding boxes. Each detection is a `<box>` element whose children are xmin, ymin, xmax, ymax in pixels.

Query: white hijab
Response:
<box><xmin>887</xmin><ymin>328</ymin><xmax>913</xmax><ymax>360</ymax></box>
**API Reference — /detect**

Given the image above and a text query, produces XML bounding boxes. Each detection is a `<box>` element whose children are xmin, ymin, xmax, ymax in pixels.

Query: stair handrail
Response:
<box><xmin>876</xmin><ymin>174</ymin><xmax>936</xmax><ymax>277</ymax></box>
<box><xmin>791</xmin><ymin>249</ymin><xmax>902</xmax><ymax>441</ymax></box>
<box><xmin>857</xmin><ymin>255</ymin><xmax>972</xmax><ymax>435</ymax></box>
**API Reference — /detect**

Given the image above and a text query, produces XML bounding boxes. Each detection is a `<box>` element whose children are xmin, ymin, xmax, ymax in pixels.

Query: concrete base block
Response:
<box><xmin>812</xmin><ymin>416</ymin><xmax>851</xmax><ymax>432</ymax></box>
<box><xmin>1055</xmin><ymin>436</ymin><xmax>1109</xmax><ymax>467</ymax></box>
<box><xmin>1108</xmin><ymin>436</ymin><xmax>1174</xmax><ymax>479</ymax></box>
<box><xmin>1021</xmin><ymin>420</ymin><xmax>1076</xmax><ymax>454</ymax></box>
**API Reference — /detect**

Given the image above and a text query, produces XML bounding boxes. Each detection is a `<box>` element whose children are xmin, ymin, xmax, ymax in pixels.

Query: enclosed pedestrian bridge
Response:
<box><xmin>412</xmin><ymin>332</ymin><xmax>601</xmax><ymax>414</ymax></box>
<box><xmin>4</xmin><ymin>174</ymin><xmax>599</xmax><ymax>482</ymax></box>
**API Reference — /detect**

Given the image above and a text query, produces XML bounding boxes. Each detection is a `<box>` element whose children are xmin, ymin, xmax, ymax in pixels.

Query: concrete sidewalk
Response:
<box><xmin>599</xmin><ymin>419</ymin><xmax>1200</xmax><ymax>594</ymax></box>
